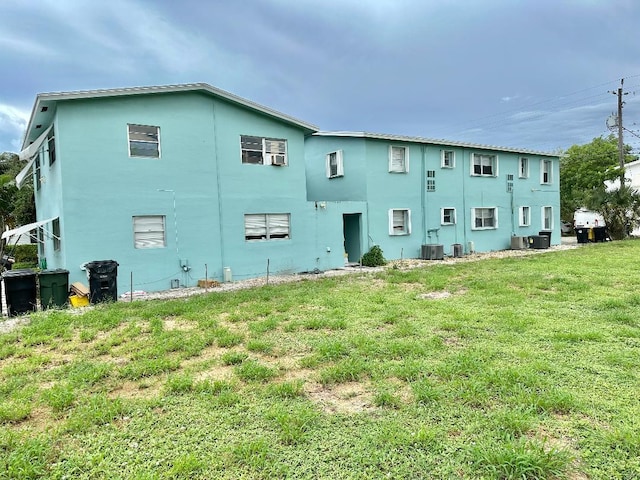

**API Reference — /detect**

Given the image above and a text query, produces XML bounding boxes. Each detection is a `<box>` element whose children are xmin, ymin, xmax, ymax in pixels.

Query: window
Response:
<box><xmin>542</xmin><ymin>206</ymin><xmax>553</xmax><ymax>230</ymax></box>
<box><xmin>128</xmin><ymin>124</ymin><xmax>160</xmax><ymax>158</ymax></box>
<box><xmin>37</xmin><ymin>226</ymin><xmax>45</xmax><ymax>256</ymax></box>
<box><xmin>506</xmin><ymin>174</ymin><xmax>514</xmax><ymax>192</ymax></box>
<box><xmin>519</xmin><ymin>157</ymin><xmax>529</xmax><ymax>178</ymax></box>
<box><xmin>472</xmin><ymin>207</ymin><xmax>498</xmax><ymax>229</ymax></box>
<box><xmin>541</xmin><ymin>159</ymin><xmax>552</xmax><ymax>184</ymax></box>
<box><xmin>52</xmin><ymin>218</ymin><xmax>60</xmax><ymax>251</ymax></box>
<box><xmin>48</xmin><ymin>127</ymin><xmax>56</xmax><ymax>166</ymax></box>
<box><xmin>426</xmin><ymin>170</ymin><xmax>436</xmax><ymax>192</ymax></box>
<box><xmin>388</xmin><ymin>209</ymin><xmax>411</xmax><ymax>235</ymax></box>
<box><xmin>519</xmin><ymin>206</ymin><xmax>530</xmax><ymax>227</ymax></box>
<box><xmin>471</xmin><ymin>153</ymin><xmax>497</xmax><ymax>177</ymax></box>
<box><xmin>241</xmin><ymin>136</ymin><xmax>287</xmax><ymax>166</ymax></box>
<box><xmin>244</xmin><ymin>214</ymin><xmax>290</xmax><ymax>241</ymax></box>
<box><xmin>34</xmin><ymin>152</ymin><xmax>41</xmax><ymax>191</ymax></box>
<box><xmin>389</xmin><ymin>146</ymin><xmax>409</xmax><ymax>173</ymax></box>
<box><xmin>133</xmin><ymin>215</ymin><xmax>166</xmax><ymax>249</ymax></box>
<box><xmin>326</xmin><ymin>150</ymin><xmax>344</xmax><ymax>178</ymax></box>
<box><xmin>441</xmin><ymin>150</ymin><xmax>455</xmax><ymax>168</ymax></box>
<box><xmin>441</xmin><ymin>208</ymin><xmax>456</xmax><ymax>225</ymax></box>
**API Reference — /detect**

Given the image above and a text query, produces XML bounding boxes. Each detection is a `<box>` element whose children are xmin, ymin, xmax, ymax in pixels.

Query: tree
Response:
<box><xmin>583</xmin><ymin>184</ymin><xmax>640</xmax><ymax>239</ymax></box>
<box><xmin>0</xmin><ymin>152</ymin><xmax>36</xmax><ymax>246</ymax></box>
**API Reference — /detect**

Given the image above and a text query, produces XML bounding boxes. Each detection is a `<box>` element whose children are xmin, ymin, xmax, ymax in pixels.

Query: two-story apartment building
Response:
<box><xmin>305</xmin><ymin>132</ymin><xmax>559</xmax><ymax>261</ymax></box>
<box><xmin>15</xmin><ymin>84</ymin><xmax>560</xmax><ymax>293</ymax></box>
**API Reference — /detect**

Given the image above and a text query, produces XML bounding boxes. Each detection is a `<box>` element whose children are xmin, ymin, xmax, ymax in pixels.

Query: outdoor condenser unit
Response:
<box><xmin>421</xmin><ymin>244</ymin><xmax>444</xmax><ymax>260</ymax></box>
<box><xmin>510</xmin><ymin>236</ymin><xmax>528</xmax><ymax>250</ymax></box>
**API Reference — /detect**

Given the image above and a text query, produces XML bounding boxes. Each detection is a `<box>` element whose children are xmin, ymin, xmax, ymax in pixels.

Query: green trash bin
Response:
<box><xmin>39</xmin><ymin>269</ymin><xmax>70</xmax><ymax>309</ymax></box>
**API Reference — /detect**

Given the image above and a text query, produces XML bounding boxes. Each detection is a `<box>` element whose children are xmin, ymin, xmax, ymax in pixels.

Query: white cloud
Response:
<box><xmin>0</xmin><ymin>104</ymin><xmax>29</xmax><ymax>152</ymax></box>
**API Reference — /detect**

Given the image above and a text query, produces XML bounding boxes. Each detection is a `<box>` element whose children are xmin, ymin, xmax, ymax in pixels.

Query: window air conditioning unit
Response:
<box><xmin>421</xmin><ymin>244</ymin><xmax>444</xmax><ymax>260</ymax></box>
<box><xmin>271</xmin><ymin>154</ymin><xmax>286</xmax><ymax>166</ymax></box>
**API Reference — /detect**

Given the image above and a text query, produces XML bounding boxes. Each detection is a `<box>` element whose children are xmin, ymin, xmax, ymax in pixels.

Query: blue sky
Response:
<box><xmin>1</xmin><ymin>0</ymin><xmax>640</xmax><ymax>154</ymax></box>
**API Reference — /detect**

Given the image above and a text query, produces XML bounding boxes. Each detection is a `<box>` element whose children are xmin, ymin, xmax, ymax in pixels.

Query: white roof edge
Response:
<box><xmin>23</xmin><ymin>83</ymin><xmax>318</xmax><ymax>148</ymax></box>
<box><xmin>313</xmin><ymin>131</ymin><xmax>559</xmax><ymax>157</ymax></box>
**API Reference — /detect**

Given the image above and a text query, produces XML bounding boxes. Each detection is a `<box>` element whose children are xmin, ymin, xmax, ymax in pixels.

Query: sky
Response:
<box><xmin>1</xmin><ymin>0</ymin><xmax>640</xmax><ymax>155</ymax></box>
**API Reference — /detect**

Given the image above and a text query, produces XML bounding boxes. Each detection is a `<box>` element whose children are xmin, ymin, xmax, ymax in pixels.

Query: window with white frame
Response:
<box><xmin>241</xmin><ymin>135</ymin><xmax>287</xmax><ymax>166</ymax></box>
<box><xmin>326</xmin><ymin>150</ymin><xmax>344</xmax><ymax>178</ymax></box>
<box><xmin>471</xmin><ymin>153</ymin><xmax>497</xmax><ymax>177</ymax></box>
<box><xmin>542</xmin><ymin>206</ymin><xmax>553</xmax><ymax>230</ymax></box>
<box><xmin>541</xmin><ymin>159</ymin><xmax>552</xmax><ymax>184</ymax></box>
<box><xmin>388</xmin><ymin>209</ymin><xmax>411</xmax><ymax>235</ymax></box>
<box><xmin>441</xmin><ymin>208</ymin><xmax>456</xmax><ymax>225</ymax></box>
<box><xmin>389</xmin><ymin>145</ymin><xmax>409</xmax><ymax>173</ymax></box>
<box><xmin>442</xmin><ymin>150</ymin><xmax>455</xmax><ymax>168</ymax></box>
<box><xmin>52</xmin><ymin>218</ymin><xmax>61</xmax><ymax>251</ymax></box>
<box><xmin>519</xmin><ymin>157</ymin><xmax>529</xmax><ymax>178</ymax></box>
<box><xmin>128</xmin><ymin>124</ymin><xmax>160</xmax><ymax>158</ymax></box>
<box><xmin>133</xmin><ymin>215</ymin><xmax>166</xmax><ymax>249</ymax></box>
<box><xmin>519</xmin><ymin>206</ymin><xmax>530</xmax><ymax>227</ymax></box>
<box><xmin>472</xmin><ymin>207</ymin><xmax>498</xmax><ymax>229</ymax></box>
<box><xmin>244</xmin><ymin>214</ymin><xmax>290</xmax><ymax>241</ymax></box>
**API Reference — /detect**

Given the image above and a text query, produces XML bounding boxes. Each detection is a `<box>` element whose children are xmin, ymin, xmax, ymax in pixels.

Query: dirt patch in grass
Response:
<box><xmin>306</xmin><ymin>381</ymin><xmax>374</xmax><ymax>414</ymax></box>
<box><xmin>163</xmin><ymin>317</ymin><xmax>194</xmax><ymax>331</ymax></box>
<box><xmin>109</xmin><ymin>379</ymin><xmax>162</xmax><ymax>399</ymax></box>
<box><xmin>194</xmin><ymin>365</ymin><xmax>234</xmax><ymax>382</ymax></box>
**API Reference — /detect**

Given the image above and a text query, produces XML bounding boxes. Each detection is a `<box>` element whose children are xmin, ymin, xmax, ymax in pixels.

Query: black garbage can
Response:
<box><xmin>39</xmin><ymin>269</ymin><xmax>70</xmax><ymax>309</ymax></box>
<box><xmin>576</xmin><ymin>228</ymin><xmax>589</xmax><ymax>244</ymax></box>
<box><xmin>85</xmin><ymin>260</ymin><xmax>118</xmax><ymax>303</ymax></box>
<box><xmin>539</xmin><ymin>231</ymin><xmax>552</xmax><ymax>243</ymax></box>
<box><xmin>3</xmin><ymin>269</ymin><xmax>37</xmax><ymax>316</ymax></box>
<box><xmin>593</xmin><ymin>226</ymin><xmax>608</xmax><ymax>242</ymax></box>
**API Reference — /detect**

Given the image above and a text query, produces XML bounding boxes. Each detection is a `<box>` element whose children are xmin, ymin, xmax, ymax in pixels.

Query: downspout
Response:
<box><xmin>461</xmin><ymin>149</ymin><xmax>468</xmax><ymax>251</ymax></box>
<box><xmin>421</xmin><ymin>145</ymin><xmax>427</xmax><ymax>245</ymax></box>
<box><xmin>212</xmin><ymin>101</ymin><xmax>226</xmax><ymax>277</ymax></box>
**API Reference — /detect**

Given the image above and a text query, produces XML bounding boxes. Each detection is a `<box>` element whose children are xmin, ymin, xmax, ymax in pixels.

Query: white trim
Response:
<box><xmin>541</xmin><ymin>206</ymin><xmax>553</xmax><ymax>230</ymax></box>
<box><xmin>519</xmin><ymin>206</ymin><xmax>530</xmax><ymax>227</ymax></box>
<box><xmin>326</xmin><ymin>150</ymin><xmax>344</xmax><ymax>178</ymax></box>
<box><xmin>471</xmin><ymin>207</ymin><xmax>498</xmax><ymax>230</ymax></box>
<box><xmin>470</xmin><ymin>153</ymin><xmax>498</xmax><ymax>177</ymax></box>
<box><xmin>519</xmin><ymin>157</ymin><xmax>529</xmax><ymax>178</ymax></box>
<box><xmin>388</xmin><ymin>145</ymin><xmax>409</xmax><ymax>173</ymax></box>
<box><xmin>441</xmin><ymin>150</ymin><xmax>455</xmax><ymax>168</ymax></box>
<box><xmin>540</xmin><ymin>159</ymin><xmax>552</xmax><ymax>184</ymax></box>
<box><xmin>441</xmin><ymin>207</ymin><xmax>456</xmax><ymax>225</ymax></box>
<box><xmin>388</xmin><ymin>208</ymin><xmax>411</xmax><ymax>235</ymax></box>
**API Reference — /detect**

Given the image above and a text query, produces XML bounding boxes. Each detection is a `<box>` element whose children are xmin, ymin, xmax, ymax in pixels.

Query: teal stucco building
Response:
<box><xmin>15</xmin><ymin>84</ymin><xmax>559</xmax><ymax>292</ymax></box>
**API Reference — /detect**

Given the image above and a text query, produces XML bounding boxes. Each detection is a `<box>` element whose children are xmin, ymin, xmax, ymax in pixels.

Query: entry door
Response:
<box><xmin>343</xmin><ymin>214</ymin><xmax>362</xmax><ymax>263</ymax></box>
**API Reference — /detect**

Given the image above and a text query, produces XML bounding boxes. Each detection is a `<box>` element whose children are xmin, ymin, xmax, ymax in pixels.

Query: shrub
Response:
<box><xmin>361</xmin><ymin>245</ymin><xmax>386</xmax><ymax>267</ymax></box>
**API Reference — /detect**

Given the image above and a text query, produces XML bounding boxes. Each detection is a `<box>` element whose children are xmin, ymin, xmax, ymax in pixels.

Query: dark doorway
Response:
<box><xmin>343</xmin><ymin>213</ymin><xmax>362</xmax><ymax>264</ymax></box>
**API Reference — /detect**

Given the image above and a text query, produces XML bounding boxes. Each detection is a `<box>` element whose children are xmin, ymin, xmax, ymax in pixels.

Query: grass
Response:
<box><xmin>1</xmin><ymin>241</ymin><xmax>640</xmax><ymax>478</ymax></box>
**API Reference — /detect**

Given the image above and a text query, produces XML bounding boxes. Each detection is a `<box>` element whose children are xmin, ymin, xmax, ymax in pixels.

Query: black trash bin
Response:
<box><xmin>593</xmin><ymin>226</ymin><xmax>608</xmax><ymax>242</ymax></box>
<box><xmin>3</xmin><ymin>269</ymin><xmax>37</xmax><ymax>316</ymax></box>
<box><xmin>539</xmin><ymin>231</ymin><xmax>552</xmax><ymax>243</ymax></box>
<box><xmin>85</xmin><ymin>260</ymin><xmax>119</xmax><ymax>303</ymax></box>
<box><xmin>576</xmin><ymin>228</ymin><xmax>589</xmax><ymax>244</ymax></box>
<box><xmin>39</xmin><ymin>269</ymin><xmax>70</xmax><ymax>309</ymax></box>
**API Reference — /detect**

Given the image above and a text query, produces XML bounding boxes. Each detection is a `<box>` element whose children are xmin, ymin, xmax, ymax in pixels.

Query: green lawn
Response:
<box><xmin>1</xmin><ymin>242</ymin><xmax>639</xmax><ymax>479</ymax></box>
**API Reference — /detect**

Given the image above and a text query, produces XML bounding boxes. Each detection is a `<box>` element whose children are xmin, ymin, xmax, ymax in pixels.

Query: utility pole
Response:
<box><xmin>612</xmin><ymin>78</ymin><xmax>627</xmax><ymax>185</ymax></box>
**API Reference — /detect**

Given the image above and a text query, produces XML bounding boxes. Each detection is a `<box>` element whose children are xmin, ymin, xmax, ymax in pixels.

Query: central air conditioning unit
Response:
<box><xmin>271</xmin><ymin>154</ymin><xmax>286</xmax><ymax>166</ymax></box>
<box><xmin>510</xmin><ymin>236</ymin><xmax>528</xmax><ymax>250</ymax></box>
<box><xmin>421</xmin><ymin>244</ymin><xmax>444</xmax><ymax>260</ymax></box>
<box><xmin>528</xmin><ymin>235</ymin><xmax>550</xmax><ymax>249</ymax></box>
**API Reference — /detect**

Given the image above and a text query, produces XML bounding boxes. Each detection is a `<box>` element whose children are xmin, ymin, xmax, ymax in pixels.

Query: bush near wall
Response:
<box><xmin>10</xmin><ymin>244</ymin><xmax>38</xmax><ymax>268</ymax></box>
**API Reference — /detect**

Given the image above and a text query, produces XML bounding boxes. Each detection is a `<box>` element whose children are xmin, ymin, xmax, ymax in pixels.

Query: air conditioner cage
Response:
<box><xmin>421</xmin><ymin>244</ymin><xmax>444</xmax><ymax>260</ymax></box>
<box><xmin>271</xmin><ymin>154</ymin><xmax>286</xmax><ymax>166</ymax></box>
